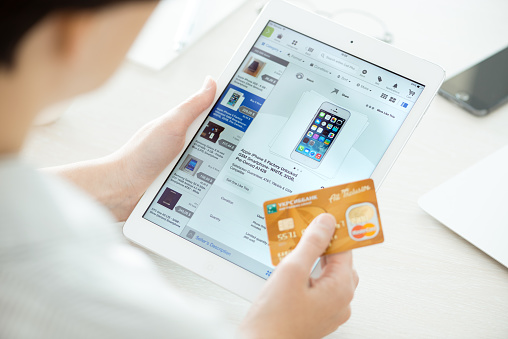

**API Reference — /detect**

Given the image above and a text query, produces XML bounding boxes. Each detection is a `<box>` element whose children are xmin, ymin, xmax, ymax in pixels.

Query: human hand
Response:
<box><xmin>48</xmin><ymin>77</ymin><xmax>217</xmax><ymax>221</ymax></box>
<box><xmin>240</xmin><ymin>213</ymin><xmax>359</xmax><ymax>339</ymax></box>
<box><xmin>112</xmin><ymin>77</ymin><xmax>217</xmax><ymax>220</ymax></box>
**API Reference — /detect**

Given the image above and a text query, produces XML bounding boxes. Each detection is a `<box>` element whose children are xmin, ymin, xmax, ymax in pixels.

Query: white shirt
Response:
<box><xmin>0</xmin><ymin>158</ymin><xmax>233</xmax><ymax>338</ymax></box>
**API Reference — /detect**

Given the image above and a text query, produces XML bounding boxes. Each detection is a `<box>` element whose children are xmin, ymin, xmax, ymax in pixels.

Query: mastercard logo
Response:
<box><xmin>346</xmin><ymin>202</ymin><xmax>380</xmax><ymax>241</ymax></box>
<box><xmin>350</xmin><ymin>223</ymin><xmax>377</xmax><ymax>239</ymax></box>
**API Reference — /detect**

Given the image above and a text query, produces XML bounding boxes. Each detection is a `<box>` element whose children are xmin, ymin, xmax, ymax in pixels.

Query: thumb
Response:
<box><xmin>169</xmin><ymin>76</ymin><xmax>217</xmax><ymax>129</ymax></box>
<box><xmin>287</xmin><ymin>213</ymin><xmax>336</xmax><ymax>272</ymax></box>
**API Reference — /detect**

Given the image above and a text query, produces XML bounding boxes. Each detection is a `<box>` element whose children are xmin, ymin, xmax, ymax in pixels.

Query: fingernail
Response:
<box><xmin>202</xmin><ymin>75</ymin><xmax>214</xmax><ymax>90</ymax></box>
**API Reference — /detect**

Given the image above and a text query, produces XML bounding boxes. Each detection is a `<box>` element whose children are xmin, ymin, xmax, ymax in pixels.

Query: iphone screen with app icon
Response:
<box><xmin>293</xmin><ymin>103</ymin><xmax>348</xmax><ymax>167</ymax></box>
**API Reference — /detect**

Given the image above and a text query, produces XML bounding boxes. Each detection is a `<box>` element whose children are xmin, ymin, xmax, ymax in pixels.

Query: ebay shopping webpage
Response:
<box><xmin>143</xmin><ymin>21</ymin><xmax>425</xmax><ymax>278</ymax></box>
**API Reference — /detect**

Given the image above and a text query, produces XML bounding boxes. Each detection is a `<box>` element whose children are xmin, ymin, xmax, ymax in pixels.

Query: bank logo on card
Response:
<box><xmin>266</xmin><ymin>203</ymin><xmax>278</xmax><ymax>214</ymax></box>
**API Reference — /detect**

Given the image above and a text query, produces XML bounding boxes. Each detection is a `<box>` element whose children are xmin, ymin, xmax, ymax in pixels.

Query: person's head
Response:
<box><xmin>0</xmin><ymin>1</ymin><xmax>157</xmax><ymax>152</ymax></box>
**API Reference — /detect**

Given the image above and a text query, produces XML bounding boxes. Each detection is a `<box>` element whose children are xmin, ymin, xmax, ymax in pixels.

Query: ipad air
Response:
<box><xmin>124</xmin><ymin>0</ymin><xmax>445</xmax><ymax>301</ymax></box>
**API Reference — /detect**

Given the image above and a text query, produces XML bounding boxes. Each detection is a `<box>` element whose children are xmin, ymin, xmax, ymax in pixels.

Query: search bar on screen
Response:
<box><xmin>318</xmin><ymin>51</ymin><xmax>358</xmax><ymax>74</ymax></box>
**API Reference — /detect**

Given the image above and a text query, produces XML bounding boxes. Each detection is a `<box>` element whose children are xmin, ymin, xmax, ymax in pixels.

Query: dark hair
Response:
<box><xmin>0</xmin><ymin>0</ymin><xmax>140</xmax><ymax>68</ymax></box>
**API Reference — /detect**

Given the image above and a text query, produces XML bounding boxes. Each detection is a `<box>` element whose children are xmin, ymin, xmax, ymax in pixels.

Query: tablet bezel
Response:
<box><xmin>124</xmin><ymin>0</ymin><xmax>445</xmax><ymax>301</ymax></box>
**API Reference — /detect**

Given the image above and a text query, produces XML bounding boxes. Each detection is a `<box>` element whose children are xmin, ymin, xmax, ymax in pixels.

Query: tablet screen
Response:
<box><xmin>143</xmin><ymin>21</ymin><xmax>425</xmax><ymax>278</ymax></box>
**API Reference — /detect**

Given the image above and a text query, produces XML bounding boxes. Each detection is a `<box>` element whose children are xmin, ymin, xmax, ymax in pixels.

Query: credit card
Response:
<box><xmin>263</xmin><ymin>179</ymin><xmax>383</xmax><ymax>265</ymax></box>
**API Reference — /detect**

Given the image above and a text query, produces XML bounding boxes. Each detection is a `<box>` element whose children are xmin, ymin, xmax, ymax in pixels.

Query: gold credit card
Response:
<box><xmin>264</xmin><ymin>179</ymin><xmax>384</xmax><ymax>265</ymax></box>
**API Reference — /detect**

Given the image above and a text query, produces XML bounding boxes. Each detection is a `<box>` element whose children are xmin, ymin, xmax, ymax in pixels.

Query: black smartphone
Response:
<box><xmin>200</xmin><ymin>121</ymin><xmax>225</xmax><ymax>143</ymax></box>
<box><xmin>248</xmin><ymin>60</ymin><xmax>259</xmax><ymax>73</ymax></box>
<box><xmin>185</xmin><ymin>159</ymin><xmax>198</xmax><ymax>171</ymax></box>
<box><xmin>227</xmin><ymin>93</ymin><xmax>241</xmax><ymax>106</ymax></box>
<box><xmin>439</xmin><ymin>45</ymin><xmax>508</xmax><ymax>116</ymax></box>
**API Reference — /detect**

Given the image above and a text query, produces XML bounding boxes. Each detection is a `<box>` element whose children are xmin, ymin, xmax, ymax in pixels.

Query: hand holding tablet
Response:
<box><xmin>124</xmin><ymin>0</ymin><xmax>444</xmax><ymax>301</ymax></box>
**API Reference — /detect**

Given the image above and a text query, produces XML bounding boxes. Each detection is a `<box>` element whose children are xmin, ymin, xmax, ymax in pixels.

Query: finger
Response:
<box><xmin>168</xmin><ymin>76</ymin><xmax>217</xmax><ymax>129</ymax></box>
<box><xmin>319</xmin><ymin>251</ymin><xmax>353</xmax><ymax>279</ymax></box>
<box><xmin>324</xmin><ymin>250</ymin><xmax>353</xmax><ymax>268</ymax></box>
<box><xmin>317</xmin><ymin>251</ymin><xmax>358</xmax><ymax>298</ymax></box>
<box><xmin>287</xmin><ymin>213</ymin><xmax>336</xmax><ymax>273</ymax></box>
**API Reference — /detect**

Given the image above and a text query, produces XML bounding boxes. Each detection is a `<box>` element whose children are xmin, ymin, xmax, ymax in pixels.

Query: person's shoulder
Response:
<box><xmin>0</xmin><ymin>158</ymin><xmax>235</xmax><ymax>339</ymax></box>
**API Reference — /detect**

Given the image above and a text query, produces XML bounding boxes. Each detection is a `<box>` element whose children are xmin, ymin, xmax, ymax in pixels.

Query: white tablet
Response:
<box><xmin>124</xmin><ymin>0</ymin><xmax>445</xmax><ymax>301</ymax></box>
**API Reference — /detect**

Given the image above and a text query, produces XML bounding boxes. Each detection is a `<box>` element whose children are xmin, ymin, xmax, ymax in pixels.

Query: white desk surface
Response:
<box><xmin>22</xmin><ymin>0</ymin><xmax>508</xmax><ymax>337</ymax></box>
